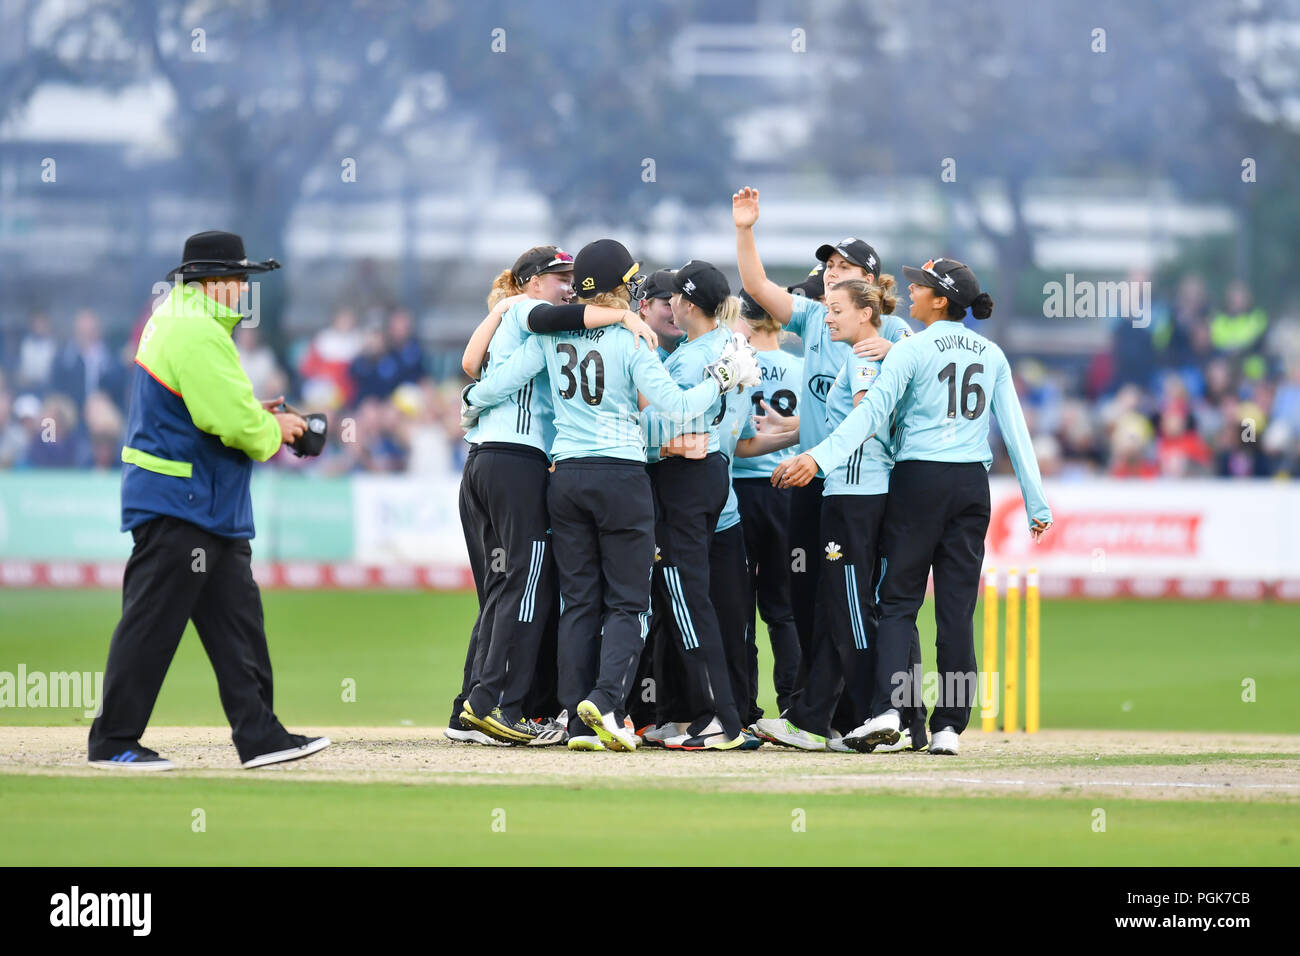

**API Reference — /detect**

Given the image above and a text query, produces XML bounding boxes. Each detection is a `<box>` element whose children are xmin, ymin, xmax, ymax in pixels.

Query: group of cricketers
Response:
<box><xmin>448</xmin><ymin>186</ymin><xmax>1053</xmax><ymax>756</ymax></box>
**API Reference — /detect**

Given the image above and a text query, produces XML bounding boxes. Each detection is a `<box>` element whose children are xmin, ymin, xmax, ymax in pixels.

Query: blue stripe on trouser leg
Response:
<box><xmin>847</xmin><ymin>561</ymin><xmax>868</xmax><ymax>650</ymax></box>
<box><xmin>846</xmin><ymin>564</ymin><xmax>868</xmax><ymax>650</ymax></box>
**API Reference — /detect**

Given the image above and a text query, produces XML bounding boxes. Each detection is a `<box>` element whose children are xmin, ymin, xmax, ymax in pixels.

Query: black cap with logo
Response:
<box><xmin>673</xmin><ymin>260</ymin><xmax>730</xmax><ymax>315</ymax></box>
<box><xmin>573</xmin><ymin>239</ymin><xmax>640</xmax><ymax>297</ymax></box>
<box><xmin>787</xmin><ymin>263</ymin><xmax>825</xmax><ymax>300</ymax></box>
<box><xmin>815</xmin><ymin>237</ymin><xmax>881</xmax><ymax>277</ymax></box>
<box><xmin>512</xmin><ymin>246</ymin><xmax>575</xmax><ymax>285</ymax></box>
<box><xmin>640</xmin><ymin>269</ymin><xmax>677</xmax><ymax>301</ymax></box>
<box><xmin>901</xmin><ymin>257</ymin><xmax>982</xmax><ymax>309</ymax></box>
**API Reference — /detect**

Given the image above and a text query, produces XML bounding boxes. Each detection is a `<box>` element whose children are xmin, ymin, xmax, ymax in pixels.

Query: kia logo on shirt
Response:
<box><xmin>808</xmin><ymin>374</ymin><xmax>836</xmax><ymax>401</ymax></box>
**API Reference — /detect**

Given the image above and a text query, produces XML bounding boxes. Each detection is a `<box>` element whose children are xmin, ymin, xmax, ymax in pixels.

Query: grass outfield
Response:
<box><xmin>0</xmin><ymin>589</ymin><xmax>1296</xmax><ymax>731</ymax></box>
<box><xmin>2</xmin><ymin>774</ymin><xmax>1296</xmax><ymax>866</ymax></box>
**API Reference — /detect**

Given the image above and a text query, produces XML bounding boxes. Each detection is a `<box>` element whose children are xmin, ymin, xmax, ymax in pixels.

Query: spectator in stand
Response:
<box><xmin>1153</xmin><ymin>274</ymin><xmax>1212</xmax><ymax>377</ymax></box>
<box><xmin>1057</xmin><ymin>398</ymin><xmax>1104</xmax><ymax>473</ymax></box>
<box><xmin>299</xmin><ymin>308</ymin><xmax>362</xmax><ymax>408</ymax></box>
<box><xmin>25</xmin><ymin>393</ymin><xmax>90</xmax><ymax>468</ymax></box>
<box><xmin>84</xmin><ymin>390</ymin><xmax>126</xmax><ymax>471</ymax></box>
<box><xmin>1109</xmin><ymin>412</ymin><xmax>1158</xmax><ymax>478</ymax></box>
<box><xmin>1272</xmin><ymin>357</ymin><xmax>1300</xmax><ymax>437</ymax></box>
<box><xmin>1155</xmin><ymin>404</ymin><xmax>1212</xmax><ymax>477</ymax></box>
<box><xmin>1214</xmin><ymin>397</ymin><xmax>1269</xmax><ymax>477</ymax></box>
<box><xmin>17</xmin><ymin>312</ymin><xmax>59</xmax><ymax>392</ymax></box>
<box><xmin>0</xmin><ymin>385</ymin><xmax>30</xmax><ymax>468</ymax></box>
<box><xmin>1211</xmin><ymin>280</ymin><xmax>1269</xmax><ymax>382</ymax></box>
<box><xmin>51</xmin><ymin>309</ymin><xmax>125</xmax><ymax>411</ymax></box>
<box><xmin>236</xmin><ymin>325</ymin><xmax>289</xmax><ymax>402</ymax></box>
<box><xmin>350</xmin><ymin>308</ymin><xmax>427</xmax><ymax>403</ymax></box>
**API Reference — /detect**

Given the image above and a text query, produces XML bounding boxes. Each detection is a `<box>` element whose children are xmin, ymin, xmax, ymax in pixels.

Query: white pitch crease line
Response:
<box><xmin>763</xmin><ymin>774</ymin><xmax>1300</xmax><ymax>791</ymax></box>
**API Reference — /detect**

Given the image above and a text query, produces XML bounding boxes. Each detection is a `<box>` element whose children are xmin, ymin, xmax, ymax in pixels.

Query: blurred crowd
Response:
<box><xmin>1010</xmin><ymin>276</ymin><xmax>1300</xmax><ymax>480</ymax></box>
<box><xmin>2</xmin><ymin>272</ymin><xmax>1297</xmax><ymax>481</ymax></box>
<box><xmin>0</xmin><ymin>301</ymin><xmax>471</xmax><ymax>477</ymax></box>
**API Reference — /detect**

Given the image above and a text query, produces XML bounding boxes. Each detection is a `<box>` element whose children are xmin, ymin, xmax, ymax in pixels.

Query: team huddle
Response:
<box><xmin>448</xmin><ymin>187</ymin><xmax>1052</xmax><ymax>756</ymax></box>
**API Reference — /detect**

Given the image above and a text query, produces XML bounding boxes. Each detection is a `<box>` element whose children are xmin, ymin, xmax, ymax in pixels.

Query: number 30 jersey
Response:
<box><xmin>466</xmin><ymin>325</ymin><xmax>721</xmax><ymax>463</ymax></box>
<box><xmin>805</xmin><ymin>321</ymin><xmax>1051</xmax><ymax>528</ymax></box>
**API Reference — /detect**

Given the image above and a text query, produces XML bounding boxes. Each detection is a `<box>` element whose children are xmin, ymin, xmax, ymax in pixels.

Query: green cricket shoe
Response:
<box><xmin>752</xmin><ymin>717</ymin><xmax>827</xmax><ymax>751</ymax></box>
<box><xmin>460</xmin><ymin>701</ymin><xmax>536</xmax><ymax>744</ymax></box>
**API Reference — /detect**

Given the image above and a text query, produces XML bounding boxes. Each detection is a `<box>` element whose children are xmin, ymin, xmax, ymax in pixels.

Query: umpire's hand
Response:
<box><xmin>274</xmin><ymin>411</ymin><xmax>307</xmax><ymax>445</ymax></box>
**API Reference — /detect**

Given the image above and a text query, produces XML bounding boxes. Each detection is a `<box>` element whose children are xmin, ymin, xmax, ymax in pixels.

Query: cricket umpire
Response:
<box><xmin>88</xmin><ymin>231</ymin><xmax>329</xmax><ymax>771</ymax></box>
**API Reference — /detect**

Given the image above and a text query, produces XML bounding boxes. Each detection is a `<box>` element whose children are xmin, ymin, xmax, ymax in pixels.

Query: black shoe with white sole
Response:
<box><xmin>241</xmin><ymin>735</ymin><xmax>331</xmax><ymax>769</ymax></box>
<box><xmin>88</xmin><ymin>746</ymin><xmax>175</xmax><ymax>772</ymax></box>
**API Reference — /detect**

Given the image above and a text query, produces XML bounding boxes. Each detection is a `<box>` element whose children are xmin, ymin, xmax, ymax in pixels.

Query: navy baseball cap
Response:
<box><xmin>787</xmin><ymin>263</ymin><xmax>825</xmax><ymax>299</ymax></box>
<box><xmin>902</xmin><ymin>257</ymin><xmax>981</xmax><ymax>308</ymax></box>
<box><xmin>673</xmin><ymin>260</ymin><xmax>730</xmax><ymax>314</ymax></box>
<box><xmin>815</xmin><ymin>237</ymin><xmax>881</xmax><ymax>276</ymax></box>
<box><xmin>573</xmin><ymin>239</ymin><xmax>639</xmax><ymax>297</ymax></box>
<box><xmin>641</xmin><ymin>269</ymin><xmax>677</xmax><ymax>300</ymax></box>
<box><xmin>739</xmin><ymin>290</ymin><xmax>767</xmax><ymax>320</ymax></box>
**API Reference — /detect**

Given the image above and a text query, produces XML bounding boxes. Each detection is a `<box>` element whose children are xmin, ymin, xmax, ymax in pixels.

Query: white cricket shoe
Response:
<box><xmin>567</xmin><ymin>735</ymin><xmax>606</xmax><ymax>751</ymax></box>
<box><xmin>843</xmin><ymin>711</ymin><xmax>901</xmax><ymax>753</ymax></box>
<box><xmin>827</xmin><ymin>731</ymin><xmax>854</xmax><ymax>753</ymax></box>
<box><xmin>444</xmin><ymin>726</ymin><xmax>510</xmax><ymax>747</ymax></box>
<box><xmin>874</xmin><ymin>728</ymin><xmax>914</xmax><ymax>753</ymax></box>
<box><xmin>642</xmin><ymin>722</ymin><xmax>689</xmax><ymax>748</ymax></box>
<box><xmin>929</xmin><ymin>727</ymin><xmax>960</xmax><ymax>756</ymax></box>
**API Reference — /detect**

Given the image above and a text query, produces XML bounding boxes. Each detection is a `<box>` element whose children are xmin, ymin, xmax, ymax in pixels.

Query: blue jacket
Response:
<box><xmin>120</xmin><ymin>284</ymin><xmax>282</xmax><ymax>538</ymax></box>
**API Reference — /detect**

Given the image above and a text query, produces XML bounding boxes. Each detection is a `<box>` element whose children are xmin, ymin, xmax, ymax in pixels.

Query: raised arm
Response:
<box><xmin>990</xmin><ymin>354</ymin><xmax>1053</xmax><ymax>535</ymax></box>
<box><xmin>466</xmin><ymin>334</ymin><xmax>546</xmax><ymax>410</ymax></box>
<box><xmin>733</xmin><ymin>187</ymin><xmax>795</xmax><ymax>325</ymax></box>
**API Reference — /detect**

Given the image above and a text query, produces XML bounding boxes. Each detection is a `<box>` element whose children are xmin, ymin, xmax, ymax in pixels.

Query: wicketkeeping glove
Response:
<box><xmin>460</xmin><ymin>383</ymin><xmax>483</xmax><ymax>430</ymax></box>
<box><xmin>705</xmin><ymin>334</ymin><xmax>762</xmax><ymax>392</ymax></box>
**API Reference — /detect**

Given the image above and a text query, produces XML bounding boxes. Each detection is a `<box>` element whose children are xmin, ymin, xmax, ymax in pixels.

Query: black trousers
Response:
<box><xmin>647</xmin><ymin>562</ymin><xmax>691</xmax><ymax>724</ymax></box>
<box><xmin>784</xmin><ymin>495</ymin><xmax>885</xmax><ymax>737</ymax></box>
<box><xmin>88</xmin><ymin>516</ymin><xmax>291</xmax><ymax>763</ymax></box>
<box><xmin>456</xmin><ymin>443</ymin><xmax>556</xmax><ymax>723</ymax></box>
<box><xmin>874</xmin><ymin>460</ymin><xmax>990</xmax><ymax>734</ymax></box>
<box><xmin>709</xmin><ymin>522</ymin><xmax>755</xmax><ymax>726</ymax></box>
<box><xmin>787</xmin><ymin>478</ymin><xmax>824</xmax><ymax>665</ymax></box>
<box><xmin>649</xmin><ymin>453</ymin><xmax>742</xmax><ymax>738</ymax></box>
<box><xmin>734</xmin><ymin>478</ymin><xmax>801</xmax><ymax>717</ymax></box>
<box><xmin>548</xmin><ymin>458</ymin><xmax>656</xmax><ymax>738</ymax></box>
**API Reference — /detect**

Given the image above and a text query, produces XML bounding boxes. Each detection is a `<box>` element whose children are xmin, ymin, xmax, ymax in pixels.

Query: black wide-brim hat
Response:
<box><xmin>167</xmin><ymin>230</ymin><xmax>280</xmax><ymax>280</ymax></box>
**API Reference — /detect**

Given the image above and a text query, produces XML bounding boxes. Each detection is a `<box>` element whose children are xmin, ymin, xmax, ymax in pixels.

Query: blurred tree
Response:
<box><xmin>807</xmin><ymin>0</ymin><xmax>1270</xmax><ymax>327</ymax></box>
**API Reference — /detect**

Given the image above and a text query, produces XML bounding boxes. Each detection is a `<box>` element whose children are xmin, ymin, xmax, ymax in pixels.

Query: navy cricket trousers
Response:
<box><xmin>874</xmin><ymin>460</ymin><xmax>990</xmax><ymax>734</ymax></box>
<box><xmin>649</xmin><ymin>453</ymin><xmax>742</xmax><ymax>739</ymax></box>
<box><xmin>548</xmin><ymin>458</ymin><xmax>656</xmax><ymax>739</ymax></box>
<box><xmin>454</xmin><ymin>442</ymin><xmax>556</xmax><ymax>724</ymax></box>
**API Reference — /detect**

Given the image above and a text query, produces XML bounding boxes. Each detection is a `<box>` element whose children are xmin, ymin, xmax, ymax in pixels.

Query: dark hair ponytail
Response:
<box><xmin>970</xmin><ymin>292</ymin><xmax>994</xmax><ymax>320</ymax></box>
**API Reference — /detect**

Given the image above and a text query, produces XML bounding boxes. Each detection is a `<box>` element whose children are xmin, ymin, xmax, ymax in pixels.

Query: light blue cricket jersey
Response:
<box><xmin>822</xmin><ymin>353</ymin><xmax>892</xmax><ymax>496</ymax></box>
<box><xmin>806</xmin><ymin>321</ymin><xmax>1053</xmax><ymax>529</ymax></box>
<box><xmin>730</xmin><ymin>347</ymin><xmax>803</xmax><ymax>479</ymax></box>
<box><xmin>642</xmin><ymin>324</ymin><xmax>730</xmax><ymax>463</ymax></box>
<box><xmin>787</xmin><ymin>296</ymin><xmax>913</xmax><ymax>451</ymax></box>
<box><xmin>467</xmin><ymin>325</ymin><xmax>721</xmax><ymax>463</ymax></box>
<box><xmin>464</xmin><ymin>298</ymin><xmax>555</xmax><ymax>453</ymax></box>
<box><xmin>716</xmin><ymin>386</ymin><xmax>758</xmax><ymax>532</ymax></box>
